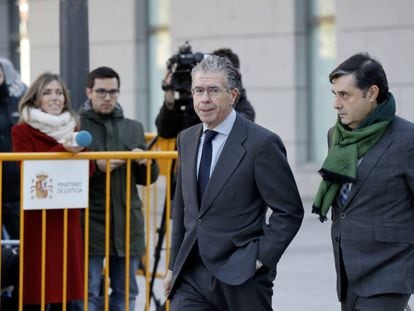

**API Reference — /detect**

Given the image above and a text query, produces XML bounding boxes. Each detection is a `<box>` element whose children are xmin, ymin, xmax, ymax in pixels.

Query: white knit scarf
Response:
<box><xmin>21</xmin><ymin>106</ymin><xmax>77</xmax><ymax>143</ymax></box>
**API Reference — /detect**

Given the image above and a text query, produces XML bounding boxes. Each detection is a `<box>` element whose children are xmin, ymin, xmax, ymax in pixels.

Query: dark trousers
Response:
<box><xmin>340</xmin><ymin>254</ymin><xmax>411</xmax><ymax>311</ymax></box>
<box><xmin>341</xmin><ymin>288</ymin><xmax>410</xmax><ymax>311</ymax></box>
<box><xmin>2</xmin><ymin>200</ymin><xmax>20</xmax><ymax>239</ymax></box>
<box><xmin>23</xmin><ymin>303</ymin><xmax>70</xmax><ymax>311</ymax></box>
<box><xmin>170</xmin><ymin>256</ymin><xmax>275</xmax><ymax>311</ymax></box>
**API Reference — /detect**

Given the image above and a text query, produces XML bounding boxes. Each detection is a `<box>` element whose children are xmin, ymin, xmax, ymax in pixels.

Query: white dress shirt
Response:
<box><xmin>197</xmin><ymin>109</ymin><xmax>236</xmax><ymax>178</ymax></box>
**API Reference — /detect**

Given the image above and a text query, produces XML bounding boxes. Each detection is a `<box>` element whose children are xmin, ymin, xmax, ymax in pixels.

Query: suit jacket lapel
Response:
<box><xmin>182</xmin><ymin>125</ymin><xmax>203</xmax><ymax>212</ymax></box>
<box><xmin>343</xmin><ymin>124</ymin><xmax>394</xmax><ymax>209</ymax></box>
<box><xmin>199</xmin><ymin>116</ymin><xmax>247</xmax><ymax>216</ymax></box>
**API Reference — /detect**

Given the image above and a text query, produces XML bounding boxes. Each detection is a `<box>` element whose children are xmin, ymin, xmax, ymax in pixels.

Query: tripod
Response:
<box><xmin>147</xmin><ymin>135</ymin><xmax>176</xmax><ymax>311</ymax></box>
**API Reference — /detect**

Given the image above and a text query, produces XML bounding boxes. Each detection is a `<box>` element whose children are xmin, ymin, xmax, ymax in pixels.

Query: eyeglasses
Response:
<box><xmin>94</xmin><ymin>88</ymin><xmax>120</xmax><ymax>98</ymax></box>
<box><xmin>191</xmin><ymin>86</ymin><xmax>230</xmax><ymax>97</ymax></box>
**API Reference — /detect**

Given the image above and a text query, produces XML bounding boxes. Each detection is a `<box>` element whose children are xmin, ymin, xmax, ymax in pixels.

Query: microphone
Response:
<box><xmin>72</xmin><ymin>130</ymin><xmax>92</xmax><ymax>147</ymax></box>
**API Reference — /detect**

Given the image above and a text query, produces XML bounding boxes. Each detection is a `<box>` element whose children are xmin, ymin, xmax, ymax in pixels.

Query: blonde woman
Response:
<box><xmin>12</xmin><ymin>72</ymin><xmax>89</xmax><ymax>310</ymax></box>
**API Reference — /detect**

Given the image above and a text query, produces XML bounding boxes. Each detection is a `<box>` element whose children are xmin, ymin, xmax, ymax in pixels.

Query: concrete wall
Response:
<box><xmin>27</xmin><ymin>0</ymin><xmax>149</xmax><ymax>124</ymax></box>
<box><xmin>169</xmin><ymin>0</ymin><xmax>318</xmax><ymax>199</ymax></box>
<box><xmin>336</xmin><ymin>0</ymin><xmax>414</xmax><ymax>122</ymax></box>
<box><xmin>18</xmin><ymin>0</ymin><xmax>414</xmax><ymax>202</ymax></box>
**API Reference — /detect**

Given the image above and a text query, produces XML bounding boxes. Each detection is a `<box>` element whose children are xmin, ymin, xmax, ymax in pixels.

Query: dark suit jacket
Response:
<box><xmin>332</xmin><ymin>116</ymin><xmax>414</xmax><ymax>299</ymax></box>
<box><xmin>169</xmin><ymin>114</ymin><xmax>304</xmax><ymax>294</ymax></box>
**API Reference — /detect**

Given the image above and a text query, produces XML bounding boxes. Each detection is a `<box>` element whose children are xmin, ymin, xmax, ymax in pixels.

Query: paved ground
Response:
<box><xmin>135</xmin><ymin>209</ymin><xmax>339</xmax><ymax>310</ymax></box>
<box><xmin>3</xmin><ymin>184</ymin><xmax>412</xmax><ymax>309</ymax></box>
<box><xmin>135</xmin><ymin>195</ymin><xmax>413</xmax><ymax>310</ymax></box>
<box><xmin>272</xmin><ymin>209</ymin><xmax>338</xmax><ymax>310</ymax></box>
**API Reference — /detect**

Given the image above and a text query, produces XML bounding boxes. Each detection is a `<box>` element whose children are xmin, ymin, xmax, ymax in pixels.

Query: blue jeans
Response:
<box><xmin>69</xmin><ymin>300</ymin><xmax>84</xmax><ymax>311</ymax></box>
<box><xmin>88</xmin><ymin>255</ymin><xmax>139</xmax><ymax>311</ymax></box>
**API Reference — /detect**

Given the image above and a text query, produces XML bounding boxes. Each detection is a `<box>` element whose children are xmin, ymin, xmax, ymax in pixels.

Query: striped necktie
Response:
<box><xmin>339</xmin><ymin>183</ymin><xmax>350</xmax><ymax>206</ymax></box>
<box><xmin>339</xmin><ymin>158</ymin><xmax>363</xmax><ymax>206</ymax></box>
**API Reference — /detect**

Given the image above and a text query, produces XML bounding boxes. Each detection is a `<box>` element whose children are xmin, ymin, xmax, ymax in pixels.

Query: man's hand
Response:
<box><xmin>163</xmin><ymin>65</ymin><xmax>177</xmax><ymax>109</ymax></box>
<box><xmin>0</xmin><ymin>71</ymin><xmax>4</xmax><ymax>86</ymax></box>
<box><xmin>163</xmin><ymin>270</ymin><xmax>173</xmax><ymax>298</ymax></box>
<box><xmin>132</xmin><ymin>148</ymin><xmax>148</xmax><ymax>165</ymax></box>
<box><xmin>95</xmin><ymin>159</ymin><xmax>125</xmax><ymax>172</ymax></box>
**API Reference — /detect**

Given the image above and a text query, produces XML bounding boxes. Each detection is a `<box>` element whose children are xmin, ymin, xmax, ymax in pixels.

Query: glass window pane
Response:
<box><xmin>309</xmin><ymin>0</ymin><xmax>337</xmax><ymax>162</ymax></box>
<box><xmin>148</xmin><ymin>0</ymin><xmax>170</xmax><ymax>132</ymax></box>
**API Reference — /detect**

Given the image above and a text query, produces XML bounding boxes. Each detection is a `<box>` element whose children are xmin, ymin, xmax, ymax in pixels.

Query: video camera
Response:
<box><xmin>156</xmin><ymin>41</ymin><xmax>207</xmax><ymax>138</ymax></box>
<box><xmin>163</xmin><ymin>41</ymin><xmax>207</xmax><ymax>94</ymax></box>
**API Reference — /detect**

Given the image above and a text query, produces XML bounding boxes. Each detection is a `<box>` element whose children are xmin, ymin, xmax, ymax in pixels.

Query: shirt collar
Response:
<box><xmin>202</xmin><ymin>109</ymin><xmax>236</xmax><ymax>136</ymax></box>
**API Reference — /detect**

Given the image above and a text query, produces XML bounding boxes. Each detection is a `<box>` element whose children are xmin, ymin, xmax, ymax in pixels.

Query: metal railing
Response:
<box><xmin>0</xmin><ymin>149</ymin><xmax>177</xmax><ymax>311</ymax></box>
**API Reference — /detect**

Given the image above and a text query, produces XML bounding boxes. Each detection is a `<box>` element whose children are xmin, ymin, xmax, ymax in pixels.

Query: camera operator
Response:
<box><xmin>155</xmin><ymin>45</ymin><xmax>255</xmax><ymax>138</ymax></box>
<box><xmin>155</xmin><ymin>64</ymin><xmax>199</xmax><ymax>138</ymax></box>
<box><xmin>212</xmin><ymin>48</ymin><xmax>255</xmax><ymax>121</ymax></box>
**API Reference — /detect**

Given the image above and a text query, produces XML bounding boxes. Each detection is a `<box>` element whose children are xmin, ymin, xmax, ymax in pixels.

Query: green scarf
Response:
<box><xmin>312</xmin><ymin>93</ymin><xmax>396</xmax><ymax>222</ymax></box>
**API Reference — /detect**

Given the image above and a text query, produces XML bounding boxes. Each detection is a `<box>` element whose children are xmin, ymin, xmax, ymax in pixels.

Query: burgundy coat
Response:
<box><xmin>12</xmin><ymin>123</ymin><xmax>86</xmax><ymax>305</ymax></box>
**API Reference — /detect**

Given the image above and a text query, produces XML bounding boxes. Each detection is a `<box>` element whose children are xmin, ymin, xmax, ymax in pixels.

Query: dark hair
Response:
<box><xmin>329</xmin><ymin>52</ymin><xmax>389</xmax><ymax>103</ymax></box>
<box><xmin>86</xmin><ymin>66</ymin><xmax>120</xmax><ymax>89</ymax></box>
<box><xmin>191</xmin><ymin>55</ymin><xmax>240</xmax><ymax>90</ymax></box>
<box><xmin>212</xmin><ymin>48</ymin><xmax>240</xmax><ymax>69</ymax></box>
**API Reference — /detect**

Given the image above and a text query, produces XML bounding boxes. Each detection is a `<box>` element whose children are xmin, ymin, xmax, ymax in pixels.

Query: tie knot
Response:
<box><xmin>204</xmin><ymin>130</ymin><xmax>218</xmax><ymax>143</ymax></box>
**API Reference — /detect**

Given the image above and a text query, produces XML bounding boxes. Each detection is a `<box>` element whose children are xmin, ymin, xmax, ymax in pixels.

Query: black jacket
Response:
<box><xmin>79</xmin><ymin>101</ymin><xmax>159</xmax><ymax>256</ymax></box>
<box><xmin>0</xmin><ymin>82</ymin><xmax>20</xmax><ymax>202</ymax></box>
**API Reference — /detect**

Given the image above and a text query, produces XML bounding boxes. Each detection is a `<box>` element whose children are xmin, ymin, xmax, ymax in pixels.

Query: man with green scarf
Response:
<box><xmin>313</xmin><ymin>53</ymin><xmax>414</xmax><ymax>311</ymax></box>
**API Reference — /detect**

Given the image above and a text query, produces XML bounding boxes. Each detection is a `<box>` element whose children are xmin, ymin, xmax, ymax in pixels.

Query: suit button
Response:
<box><xmin>197</xmin><ymin>219</ymin><xmax>202</xmax><ymax>224</ymax></box>
<box><xmin>335</xmin><ymin>237</ymin><xmax>340</xmax><ymax>242</ymax></box>
<box><xmin>340</xmin><ymin>212</ymin><xmax>346</xmax><ymax>219</ymax></box>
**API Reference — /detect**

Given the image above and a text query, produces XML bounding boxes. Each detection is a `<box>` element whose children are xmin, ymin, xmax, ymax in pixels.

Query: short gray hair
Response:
<box><xmin>191</xmin><ymin>55</ymin><xmax>239</xmax><ymax>90</ymax></box>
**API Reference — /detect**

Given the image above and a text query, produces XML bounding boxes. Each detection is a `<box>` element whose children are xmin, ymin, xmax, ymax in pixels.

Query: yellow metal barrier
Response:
<box><xmin>145</xmin><ymin>133</ymin><xmax>177</xmax><ymax>175</ymax></box>
<box><xmin>0</xmin><ymin>150</ymin><xmax>177</xmax><ymax>311</ymax></box>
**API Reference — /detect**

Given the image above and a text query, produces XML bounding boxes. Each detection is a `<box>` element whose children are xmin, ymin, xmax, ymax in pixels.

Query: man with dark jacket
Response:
<box><xmin>313</xmin><ymin>53</ymin><xmax>414</xmax><ymax>311</ymax></box>
<box><xmin>164</xmin><ymin>55</ymin><xmax>303</xmax><ymax>311</ymax></box>
<box><xmin>0</xmin><ymin>58</ymin><xmax>23</xmax><ymax>311</ymax></box>
<box><xmin>79</xmin><ymin>66</ymin><xmax>159</xmax><ymax>311</ymax></box>
<box><xmin>0</xmin><ymin>59</ymin><xmax>25</xmax><ymax>239</ymax></box>
<box><xmin>155</xmin><ymin>48</ymin><xmax>255</xmax><ymax>138</ymax></box>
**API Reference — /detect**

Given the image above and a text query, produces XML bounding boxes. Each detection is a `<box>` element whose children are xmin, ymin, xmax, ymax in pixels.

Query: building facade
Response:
<box><xmin>1</xmin><ymin>0</ymin><xmax>414</xmax><ymax>201</ymax></box>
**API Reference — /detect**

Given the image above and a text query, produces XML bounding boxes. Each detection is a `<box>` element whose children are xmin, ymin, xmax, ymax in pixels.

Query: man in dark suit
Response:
<box><xmin>163</xmin><ymin>55</ymin><xmax>304</xmax><ymax>310</ymax></box>
<box><xmin>313</xmin><ymin>52</ymin><xmax>414</xmax><ymax>311</ymax></box>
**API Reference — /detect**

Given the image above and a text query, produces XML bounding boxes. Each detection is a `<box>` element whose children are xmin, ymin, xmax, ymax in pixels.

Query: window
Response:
<box><xmin>308</xmin><ymin>0</ymin><xmax>336</xmax><ymax>162</ymax></box>
<box><xmin>148</xmin><ymin>0</ymin><xmax>170</xmax><ymax>132</ymax></box>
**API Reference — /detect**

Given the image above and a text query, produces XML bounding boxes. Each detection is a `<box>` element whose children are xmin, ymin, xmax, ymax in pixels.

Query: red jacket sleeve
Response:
<box><xmin>12</xmin><ymin>123</ymin><xmax>66</xmax><ymax>152</ymax></box>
